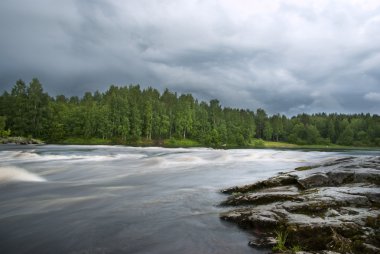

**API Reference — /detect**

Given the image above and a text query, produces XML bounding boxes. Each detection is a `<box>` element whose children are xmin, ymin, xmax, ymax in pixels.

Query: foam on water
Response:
<box><xmin>0</xmin><ymin>145</ymin><xmax>374</xmax><ymax>254</ymax></box>
<box><xmin>0</xmin><ymin>166</ymin><xmax>46</xmax><ymax>183</ymax></box>
<box><xmin>0</xmin><ymin>150</ymin><xmax>146</xmax><ymax>163</ymax></box>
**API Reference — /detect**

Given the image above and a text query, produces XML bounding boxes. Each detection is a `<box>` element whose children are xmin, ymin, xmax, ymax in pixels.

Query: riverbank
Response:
<box><xmin>58</xmin><ymin>137</ymin><xmax>202</xmax><ymax>147</ymax></box>
<box><xmin>220</xmin><ymin>156</ymin><xmax>380</xmax><ymax>253</ymax></box>
<box><xmin>251</xmin><ymin>140</ymin><xmax>380</xmax><ymax>151</ymax></box>
<box><xmin>0</xmin><ymin>136</ymin><xmax>44</xmax><ymax>145</ymax></box>
<box><xmin>56</xmin><ymin>137</ymin><xmax>379</xmax><ymax>151</ymax></box>
<box><xmin>6</xmin><ymin>136</ymin><xmax>378</xmax><ymax>151</ymax></box>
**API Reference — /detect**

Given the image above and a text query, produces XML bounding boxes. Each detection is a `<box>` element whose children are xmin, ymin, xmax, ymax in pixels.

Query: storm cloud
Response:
<box><xmin>0</xmin><ymin>0</ymin><xmax>379</xmax><ymax>115</ymax></box>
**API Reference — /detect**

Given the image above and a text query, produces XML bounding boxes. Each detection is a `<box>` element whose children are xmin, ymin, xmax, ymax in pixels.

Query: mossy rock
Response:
<box><xmin>295</xmin><ymin>166</ymin><xmax>315</xmax><ymax>171</ymax></box>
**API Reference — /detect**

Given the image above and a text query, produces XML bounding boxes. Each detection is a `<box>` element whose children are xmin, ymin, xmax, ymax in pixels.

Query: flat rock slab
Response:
<box><xmin>220</xmin><ymin>156</ymin><xmax>380</xmax><ymax>254</ymax></box>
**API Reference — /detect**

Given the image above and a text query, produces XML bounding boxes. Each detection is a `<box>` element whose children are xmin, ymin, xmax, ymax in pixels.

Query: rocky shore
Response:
<box><xmin>0</xmin><ymin>136</ymin><xmax>44</xmax><ymax>145</ymax></box>
<box><xmin>220</xmin><ymin>156</ymin><xmax>380</xmax><ymax>253</ymax></box>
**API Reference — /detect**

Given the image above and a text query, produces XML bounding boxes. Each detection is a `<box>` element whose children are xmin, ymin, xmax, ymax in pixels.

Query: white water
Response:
<box><xmin>0</xmin><ymin>145</ymin><xmax>377</xmax><ymax>254</ymax></box>
<box><xmin>0</xmin><ymin>166</ymin><xmax>46</xmax><ymax>183</ymax></box>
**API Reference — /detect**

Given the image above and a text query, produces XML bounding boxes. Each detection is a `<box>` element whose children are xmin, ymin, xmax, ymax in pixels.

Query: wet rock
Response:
<box><xmin>221</xmin><ymin>174</ymin><xmax>298</xmax><ymax>194</ymax></box>
<box><xmin>297</xmin><ymin>173</ymin><xmax>330</xmax><ymax>189</ymax></box>
<box><xmin>219</xmin><ymin>156</ymin><xmax>380</xmax><ymax>253</ymax></box>
<box><xmin>362</xmin><ymin>243</ymin><xmax>380</xmax><ymax>254</ymax></box>
<box><xmin>248</xmin><ymin>236</ymin><xmax>277</xmax><ymax>248</ymax></box>
<box><xmin>221</xmin><ymin>191</ymin><xmax>301</xmax><ymax>206</ymax></box>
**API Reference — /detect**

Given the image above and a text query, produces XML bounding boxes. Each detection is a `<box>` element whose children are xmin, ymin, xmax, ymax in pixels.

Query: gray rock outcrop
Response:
<box><xmin>220</xmin><ymin>156</ymin><xmax>380</xmax><ymax>253</ymax></box>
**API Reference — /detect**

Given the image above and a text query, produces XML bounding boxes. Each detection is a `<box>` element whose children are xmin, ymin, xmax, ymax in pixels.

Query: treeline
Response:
<box><xmin>0</xmin><ymin>78</ymin><xmax>379</xmax><ymax>147</ymax></box>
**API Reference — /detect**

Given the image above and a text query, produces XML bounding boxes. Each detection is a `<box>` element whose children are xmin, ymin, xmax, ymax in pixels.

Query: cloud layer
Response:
<box><xmin>0</xmin><ymin>0</ymin><xmax>379</xmax><ymax>115</ymax></box>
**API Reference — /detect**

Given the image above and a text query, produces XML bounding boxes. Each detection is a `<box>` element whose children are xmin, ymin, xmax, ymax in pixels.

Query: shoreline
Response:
<box><xmin>1</xmin><ymin>137</ymin><xmax>379</xmax><ymax>152</ymax></box>
<box><xmin>0</xmin><ymin>136</ymin><xmax>44</xmax><ymax>145</ymax></box>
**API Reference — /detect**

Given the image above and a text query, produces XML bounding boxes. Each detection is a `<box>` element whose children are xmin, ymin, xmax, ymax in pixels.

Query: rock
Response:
<box><xmin>297</xmin><ymin>173</ymin><xmax>330</xmax><ymax>188</ymax></box>
<box><xmin>248</xmin><ymin>236</ymin><xmax>277</xmax><ymax>248</ymax></box>
<box><xmin>219</xmin><ymin>156</ymin><xmax>380</xmax><ymax>253</ymax></box>
<box><xmin>325</xmin><ymin>208</ymin><xmax>340</xmax><ymax>217</ymax></box>
<box><xmin>0</xmin><ymin>136</ymin><xmax>44</xmax><ymax>145</ymax></box>
<box><xmin>221</xmin><ymin>174</ymin><xmax>298</xmax><ymax>194</ymax></box>
<box><xmin>362</xmin><ymin>243</ymin><xmax>380</xmax><ymax>254</ymax></box>
<box><xmin>221</xmin><ymin>191</ymin><xmax>301</xmax><ymax>206</ymax></box>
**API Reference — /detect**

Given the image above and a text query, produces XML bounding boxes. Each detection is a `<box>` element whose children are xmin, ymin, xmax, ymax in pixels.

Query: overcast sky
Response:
<box><xmin>0</xmin><ymin>0</ymin><xmax>379</xmax><ymax>115</ymax></box>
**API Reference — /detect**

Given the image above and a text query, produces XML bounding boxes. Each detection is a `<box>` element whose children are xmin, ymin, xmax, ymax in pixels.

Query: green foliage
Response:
<box><xmin>0</xmin><ymin>116</ymin><xmax>6</xmax><ymax>131</ymax></box>
<box><xmin>164</xmin><ymin>138</ymin><xmax>201</xmax><ymax>147</ymax></box>
<box><xmin>337</xmin><ymin>125</ymin><xmax>354</xmax><ymax>146</ymax></box>
<box><xmin>0</xmin><ymin>116</ymin><xmax>11</xmax><ymax>137</ymax></box>
<box><xmin>290</xmin><ymin>245</ymin><xmax>302</xmax><ymax>253</ymax></box>
<box><xmin>61</xmin><ymin>137</ymin><xmax>112</xmax><ymax>145</ymax></box>
<box><xmin>1</xmin><ymin>79</ymin><xmax>379</xmax><ymax>147</ymax></box>
<box><xmin>273</xmin><ymin>230</ymin><xmax>288</xmax><ymax>252</ymax></box>
<box><xmin>272</xmin><ymin>230</ymin><xmax>303</xmax><ymax>253</ymax></box>
<box><xmin>0</xmin><ymin>129</ymin><xmax>11</xmax><ymax>138</ymax></box>
<box><xmin>251</xmin><ymin>138</ymin><xmax>265</xmax><ymax>147</ymax></box>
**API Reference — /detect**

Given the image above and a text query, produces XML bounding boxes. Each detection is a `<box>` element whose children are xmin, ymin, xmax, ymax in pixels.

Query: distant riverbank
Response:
<box><xmin>52</xmin><ymin>137</ymin><xmax>380</xmax><ymax>151</ymax></box>
<box><xmin>0</xmin><ymin>136</ymin><xmax>44</xmax><ymax>145</ymax></box>
<box><xmin>2</xmin><ymin>136</ymin><xmax>378</xmax><ymax>151</ymax></box>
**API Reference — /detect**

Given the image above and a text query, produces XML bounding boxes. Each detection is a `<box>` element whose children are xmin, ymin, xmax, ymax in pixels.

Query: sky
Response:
<box><xmin>0</xmin><ymin>0</ymin><xmax>379</xmax><ymax>115</ymax></box>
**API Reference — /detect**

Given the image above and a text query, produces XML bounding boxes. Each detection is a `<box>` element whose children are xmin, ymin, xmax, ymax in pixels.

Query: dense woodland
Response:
<box><xmin>0</xmin><ymin>78</ymin><xmax>379</xmax><ymax>147</ymax></box>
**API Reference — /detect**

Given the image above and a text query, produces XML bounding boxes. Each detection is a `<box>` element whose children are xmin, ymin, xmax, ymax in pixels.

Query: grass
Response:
<box><xmin>290</xmin><ymin>245</ymin><xmax>302</xmax><ymax>253</ymax></box>
<box><xmin>163</xmin><ymin>138</ymin><xmax>201</xmax><ymax>148</ymax></box>
<box><xmin>60</xmin><ymin>137</ymin><xmax>113</xmax><ymax>145</ymax></box>
<box><xmin>262</xmin><ymin>141</ymin><xmax>299</xmax><ymax>148</ymax></box>
<box><xmin>273</xmin><ymin>230</ymin><xmax>288</xmax><ymax>252</ymax></box>
<box><xmin>55</xmin><ymin>137</ymin><xmax>379</xmax><ymax>151</ymax></box>
<box><xmin>272</xmin><ymin>229</ymin><xmax>303</xmax><ymax>253</ymax></box>
<box><xmin>249</xmin><ymin>140</ymin><xmax>379</xmax><ymax>151</ymax></box>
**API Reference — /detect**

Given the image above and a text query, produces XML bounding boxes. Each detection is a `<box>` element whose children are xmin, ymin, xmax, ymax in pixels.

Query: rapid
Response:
<box><xmin>0</xmin><ymin>145</ymin><xmax>377</xmax><ymax>254</ymax></box>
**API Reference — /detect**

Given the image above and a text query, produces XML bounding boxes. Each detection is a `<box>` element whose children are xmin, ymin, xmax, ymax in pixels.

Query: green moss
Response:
<box><xmin>365</xmin><ymin>215</ymin><xmax>380</xmax><ymax>228</ymax></box>
<box><xmin>222</xmin><ymin>193</ymin><xmax>300</xmax><ymax>206</ymax></box>
<box><xmin>295</xmin><ymin>166</ymin><xmax>315</xmax><ymax>171</ymax></box>
<box><xmin>352</xmin><ymin>240</ymin><xmax>366</xmax><ymax>253</ymax></box>
<box><xmin>286</xmin><ymin>225</ymin><xmax>333</xmax><ymax>251</ymax></box>
<box><xmin>330</xmin><ymin>227</ymin><xmax>353</xmax><ymax>253</ymax></box>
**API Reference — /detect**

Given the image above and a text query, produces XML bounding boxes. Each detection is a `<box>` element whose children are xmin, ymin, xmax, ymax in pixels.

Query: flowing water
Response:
<box><xmin>0</xmin><ymin>145</ymin><xmax>378</xmax><ymax>254</ymax></box>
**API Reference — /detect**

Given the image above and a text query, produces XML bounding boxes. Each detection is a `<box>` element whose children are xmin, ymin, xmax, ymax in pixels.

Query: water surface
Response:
<box><xmin>0</xmin><ymin>145</ymin><xmax>376</xmax><ymax>253</ymax></box>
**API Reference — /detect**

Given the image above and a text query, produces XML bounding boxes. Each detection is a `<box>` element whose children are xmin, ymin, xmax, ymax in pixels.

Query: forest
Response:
<box><xmin>0</xmin><ymin>78</ymin><xmax>379</xmax><ymax>147</ymax></box>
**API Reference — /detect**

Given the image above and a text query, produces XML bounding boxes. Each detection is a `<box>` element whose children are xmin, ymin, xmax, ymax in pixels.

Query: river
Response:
<box><xmin>0</xmin><ymin>145</ymin><xmax>377</xmax><ymax>254</ymax></box>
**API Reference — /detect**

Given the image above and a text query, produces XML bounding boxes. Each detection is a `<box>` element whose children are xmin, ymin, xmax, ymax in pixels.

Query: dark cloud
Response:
<box><xmin>0</xmin><ymin>0</ymin><xmax>379</xmax><ymax>115</ymax></box>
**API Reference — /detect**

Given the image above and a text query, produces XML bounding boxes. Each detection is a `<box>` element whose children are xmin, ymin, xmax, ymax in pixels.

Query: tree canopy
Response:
<box><xmin>1</xmin><ymin>79</ymin><xmax>379</xmax><ymax>147</ymax></box>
